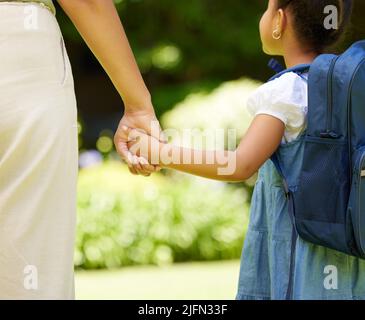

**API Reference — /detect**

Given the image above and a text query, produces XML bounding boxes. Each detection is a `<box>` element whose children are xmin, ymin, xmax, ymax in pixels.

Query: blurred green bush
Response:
<box><xmin>162</xmin><ymin>77</ymin><xmax>261</xmax><ymax>145</ymax></box>
<box><xmin>75</xmin><ymin>78</ymin><xmax>260</xmax><ymax>270</ymax></box>
<box><xmin>76</xmin><ymin>162</ymin><xmax>249</xmax><ymax>269</ymax></box>
<box><xmin>161</xmin><ymin>77</ymin><xmax>261</xmax><ymax>199</ymax></box>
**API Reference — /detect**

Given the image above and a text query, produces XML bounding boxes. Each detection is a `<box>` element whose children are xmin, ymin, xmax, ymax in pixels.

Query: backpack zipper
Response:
<box><xmin>357</xmin><ymin>152</ymin><xmax>365</xmax><ymax>255</ymax></box>
<box><xmin>321</xmin><ymin>56</ymin><xmax>340</xmax><ymax>139</ymax></box>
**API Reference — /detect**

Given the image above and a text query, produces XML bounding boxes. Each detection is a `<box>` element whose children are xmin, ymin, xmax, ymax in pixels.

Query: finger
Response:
<box><xmin>133</xmin><ymin>165</ymin><xmax>150</xmax><ymax>176</ymax></box>
<box><xmin>117</xmin><ymin>126</ymin><xmax>157</xmax><ymax>175</ymax></box>
<box><xmin>139</xmin><ymin>156</ymin><xmax>161</xmax><ymax>173</ymax></box>
<box><xmin>120</xmin><ymin>125</ymin><xmax>134</xmax><ymax>140</ymax></box>
<box><xmin>130</xmin><ymin>156</ymin><xmax>154</xmax><ymax>177</ymax></box>
<box><xmin>135</xmin><ymin>157</ymin><xmax>154</xmax><ymax>177</ymax></box>
<box><xmin>116</xmin><ymin>140</ymin><xmax>134</xmax><ymax>166</ymax></box>
<box><xmin>120</xmin><ymin>153</ymin><xmax>138</xmax><ymax>175</ymax></box>
<box><xmin>138</xmin><ymin>157</ymin><xmax>157</xmax><ymax>175</ymax></box>
<box><xmin>122</xmin><ymin>137</ymin><xmax>160</xmax><ymax>175</ymax></box>
<box><xmin>131</xmin><ymin>155</ymin><xmax>143</xmax><ymax>170</ymax></box>
<box><xmin>133</xmin><ymin>156</ymin><xmax>145</xmax><ymax>173</ymax></box>
<box><xmin>128</xmin><ymin>165</ymin><xmax>138</xmax><ymax>175</ymax></box>
<box><xmin>123</xmin><ymin>125</ymin><xmax>147</xmax><ymax>142</ymax></box>
<box><xmin>132</xmin><ymin>155</ymin><xmax>145</xmax><ymax>175</ymax></box>
<box><xmin>127</xmin><ymin>140</ymin><xmax>141</xmax><ymax>158</ymax></box>
<box><xmin>115</xmin><ymin>126</ymin><xmax>139</xmax><ymax>154</ymax></box>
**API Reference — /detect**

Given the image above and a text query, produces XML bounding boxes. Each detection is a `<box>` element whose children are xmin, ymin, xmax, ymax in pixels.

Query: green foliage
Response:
<box><xmin>75</xmin><ymin>78</ymin><xmax>260</xmax><ymax>270</ymax></box>
<box><xmin>58</xmin><ymin>0</ymin><xmax>365</xmax><ymax>83</ymax></box>
<box><xmin>161</xmin><ymin>77</ymin><xmax>261</xmax><ymax>198</ymax></box>
<box><xmin>116</xmin><ymin>0</ymin><xmax>266</xmax><ymax>78</ymax></box>
<box><xmin>76</xmin><ymin>162</ymin><xmax>249</xmax><ymax>269</ymax></box>
<box><xmin>57</xmin><ymin>0</ymin><xmax>270</xmax><ymax>87</ymax></box>
<box><xmin>161</xmin><ymin>77</ymin><xmax>262</xmax><ymax>145</ymax></box>
<box><xmin>152</xmin><ymin>80</ymin><xmax>222</xmax><ymax>118</ymax></box>
<box><xmin>58</xmin><ymin>0</ymin><xmax>365</xmax><ymax>119</ymax></box>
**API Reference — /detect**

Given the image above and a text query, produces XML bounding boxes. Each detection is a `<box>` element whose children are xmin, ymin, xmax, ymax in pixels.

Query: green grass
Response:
<box><xmin>75</xmin><ymin>260</ymin><xmax>240</xmax><ymax>300</ymax></box>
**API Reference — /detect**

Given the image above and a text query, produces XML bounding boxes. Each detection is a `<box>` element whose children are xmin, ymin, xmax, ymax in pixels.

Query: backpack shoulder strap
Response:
<box><xmin>268</xmin><ymin>62</ymin><xmax>311</xmax><ymax>176</ymax></box>
<box><xmin>266</xmin><ymin>61</ymin><xmax>311</xmax><ymax>300</ymax></box>
<box><xmin>268</xmin><ymin>63</ymin><xmax>311</xmax><ymax>82</ymax></box>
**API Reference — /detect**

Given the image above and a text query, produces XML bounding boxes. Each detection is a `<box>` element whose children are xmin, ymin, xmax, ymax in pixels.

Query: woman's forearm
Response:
<box><xmin>57</xmin><ymin>0</ymin><xmax>152</xmax><ymax>111</ymax></box>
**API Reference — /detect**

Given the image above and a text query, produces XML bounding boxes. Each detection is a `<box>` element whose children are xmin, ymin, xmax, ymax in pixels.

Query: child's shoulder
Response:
<box><xmin>248</xmin><ymin>72</ymin><xmax>308</xmax><ymax>110</ymax></box>
<box><xmin>258</xmin><ymin>71</ymin><xmax>307</xmax><ymax>96</ymax></box>
<box><xmin>246</xmin><ymin>72</ymin><xmax>309</xmax><ymax>138</ymax></box>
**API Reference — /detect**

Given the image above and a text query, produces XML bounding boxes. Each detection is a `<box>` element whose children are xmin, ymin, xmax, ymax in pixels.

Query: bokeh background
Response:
<box><xmin>56</xmin><ymin>0</ymin><xmax>365</xmax><ymax>299</ymax></box>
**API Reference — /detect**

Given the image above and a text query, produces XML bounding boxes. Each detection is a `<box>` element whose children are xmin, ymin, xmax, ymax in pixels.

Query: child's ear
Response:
<box><xmin>273</xmin><ymin>8</ymin><xmax>287</xmax><ymax>38</ymax></box>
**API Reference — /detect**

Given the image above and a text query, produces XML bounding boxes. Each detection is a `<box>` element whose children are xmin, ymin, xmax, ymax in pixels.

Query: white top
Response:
<box><xmin>247</xmin><ymin>72</ymin><xmax>308</xmax><ymax>144</ymax></box>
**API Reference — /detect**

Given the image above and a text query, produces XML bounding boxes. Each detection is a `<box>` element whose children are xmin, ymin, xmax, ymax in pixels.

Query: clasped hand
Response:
<box><xmin>113</xmin><ymin>109</ymin><xmax>165</xmax><ymax>176</ymax></box>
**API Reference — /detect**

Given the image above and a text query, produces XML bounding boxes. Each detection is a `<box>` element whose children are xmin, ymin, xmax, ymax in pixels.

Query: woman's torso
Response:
<box><xmin>0</xmin><ymin>2</ymin><xmax>77</xmax><ymax>299</ymax></box>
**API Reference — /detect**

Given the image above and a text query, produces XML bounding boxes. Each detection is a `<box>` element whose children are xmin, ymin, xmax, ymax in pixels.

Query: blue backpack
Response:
<box><xmin>270</xmin><ymin>40</ymin><xmax>365</xmax><ymax>258</ymax></box>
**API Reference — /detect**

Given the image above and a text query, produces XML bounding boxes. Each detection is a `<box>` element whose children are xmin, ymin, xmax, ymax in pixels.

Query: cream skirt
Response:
<box><xmin>0</xmin><ymin>3</ymin><xmax>78</xmax><ymax>299</ymax></box>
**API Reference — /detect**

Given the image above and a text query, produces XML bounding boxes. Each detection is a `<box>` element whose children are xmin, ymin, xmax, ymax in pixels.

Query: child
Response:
<box><xmin>127</xmin><ymin>0</ymin><xmax>365</xmax><ymax>300</ymax></box>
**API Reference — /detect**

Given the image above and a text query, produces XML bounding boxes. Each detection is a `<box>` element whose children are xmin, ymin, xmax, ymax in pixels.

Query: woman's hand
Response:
<box><xmin>114</xmin><ymin>107</ymin><xmax>166</xmax><ymax>176</ymax></box>
<box><xmin>125</xmin><ymin>127</ymin><xmax>164</xmax><ymax>167</ymax></box>
<box><xmin>126</xmin><ymin>114</ymin><xmax>285</xmax><ymax>182</ymax></box>
<box><xmin>58</xmin><ymin>0</ymin><xmax>163</xmax><ymax>176</ymax></box>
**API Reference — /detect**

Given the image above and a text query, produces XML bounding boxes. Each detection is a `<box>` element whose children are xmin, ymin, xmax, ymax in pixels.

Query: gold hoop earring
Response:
<box><xmin>272</xmin><ymin>29</ymin><xmax>282</xmax><ymax>40</ymax></box>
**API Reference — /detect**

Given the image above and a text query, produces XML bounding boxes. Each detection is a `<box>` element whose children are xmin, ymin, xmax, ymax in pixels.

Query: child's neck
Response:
<box><xmin>283</xmin><ymin>47</ymin><xmax>318</xmax><ymax>68</ymax></box>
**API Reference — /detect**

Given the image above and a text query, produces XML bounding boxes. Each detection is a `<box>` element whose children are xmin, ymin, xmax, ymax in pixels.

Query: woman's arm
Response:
<box><xmin>57</xmin><ymin>0</ymin><xmax>162</xmax><ymax>175</ymax></box>
<box><xmin>57</xmin><ymin>0</ymin><xmax>150</xmax><ymax>109</ymax></box>
<box><xmin>127</xmin><ymin>115</ymin><xmax>285</xmax><ymax>182</ymax></box>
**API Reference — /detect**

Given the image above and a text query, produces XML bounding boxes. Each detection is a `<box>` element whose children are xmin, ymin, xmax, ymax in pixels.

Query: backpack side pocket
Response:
<box><xmin>294</xmin><ymin>136</ymin><xmax>351</xmax><ymax>254</ymax></box>
<box><xmin>347</xmin><ymin>147</ymin><xmax>365</xmax><ymax>258</ymax></box>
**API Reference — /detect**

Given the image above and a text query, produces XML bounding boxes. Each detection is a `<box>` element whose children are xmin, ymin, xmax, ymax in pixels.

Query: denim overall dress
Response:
<box><xmin>236</xmin><ymin>133</ymin><xmax>365</xmax><ymax>300</ymax></box>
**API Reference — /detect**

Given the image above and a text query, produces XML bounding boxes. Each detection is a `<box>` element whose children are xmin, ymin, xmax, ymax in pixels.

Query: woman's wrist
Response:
<box><xmin>123</xmin><ymin>93</ymin><xmax>154</xmax><ymax>114</ymax></box>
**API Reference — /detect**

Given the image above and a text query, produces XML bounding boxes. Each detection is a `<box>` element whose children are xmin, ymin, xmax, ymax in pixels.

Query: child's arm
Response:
<box><xmin>126</xmin><ymin>114</ymin><xmax>285</xmax><ymax>182</ymax></box>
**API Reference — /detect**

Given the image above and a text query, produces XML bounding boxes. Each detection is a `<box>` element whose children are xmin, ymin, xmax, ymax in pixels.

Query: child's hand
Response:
<box><xmin>126</xmin><ymin>127</ymin><xmax>164</xmax><ymax>166</ymax></box>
